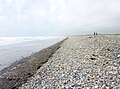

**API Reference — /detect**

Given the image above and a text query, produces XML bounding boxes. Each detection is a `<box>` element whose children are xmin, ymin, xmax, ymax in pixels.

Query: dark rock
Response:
<box><xmin>90</xmin><ymin>57</ymin><xmax>97</xmax><ymax>60</ymax></box>
<box><xmin>89</xmin><ymin>37</ymin><xmax>93</xmax><ymax>38</ymax></box>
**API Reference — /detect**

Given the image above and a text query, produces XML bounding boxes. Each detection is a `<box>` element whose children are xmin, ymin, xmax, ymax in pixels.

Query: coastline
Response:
<box><xmin>0</xmin><ymin>37</ymin><xmax>66</xmax><ymax>71</ymax></box>
<box><xmin>0</xmin><ymin>37</ymin><xmax>68</xmax><ymax>89</ymax></box>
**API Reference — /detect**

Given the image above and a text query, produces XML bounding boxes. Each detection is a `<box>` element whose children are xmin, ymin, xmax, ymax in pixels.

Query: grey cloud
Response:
<box><xmin>0</xmin><ymin>0</ymin><xmax>120</xmax><ymax>36</ymax></box>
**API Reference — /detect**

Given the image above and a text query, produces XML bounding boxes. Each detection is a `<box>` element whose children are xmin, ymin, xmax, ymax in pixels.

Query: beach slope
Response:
<box><xmin>20</xmin><ymin>35</ymin><xmax>120</xmax><ymax>89</ymax></box>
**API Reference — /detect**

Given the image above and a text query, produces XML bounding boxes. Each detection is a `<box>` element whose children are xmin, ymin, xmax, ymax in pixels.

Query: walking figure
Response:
<box><xmin>96</xmin><ymin>32</ymin><xmax>98</xmax><ymax>35</ymax></box>
<box><xmin>94</xmin><ymin>32</ymin><xmax>98</xmax><ymax>35</ymax></box>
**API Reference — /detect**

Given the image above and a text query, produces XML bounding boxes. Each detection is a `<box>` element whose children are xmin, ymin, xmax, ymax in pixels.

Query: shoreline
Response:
<box><xmin>0</xmin><ymin>37</ymin><xmax>66</xmax><ymax>71</ymax></box>
<box><xmin>0</xmin><ymin>37</ymin><xmax>68</xmax><ymax>89</ymax></box>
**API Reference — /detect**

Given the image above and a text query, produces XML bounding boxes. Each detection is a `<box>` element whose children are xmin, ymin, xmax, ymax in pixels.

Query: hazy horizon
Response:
<box><xmin>0</xmin><ymin>0</ymin><xmax>120</xmax><ymax>36</ymax></box>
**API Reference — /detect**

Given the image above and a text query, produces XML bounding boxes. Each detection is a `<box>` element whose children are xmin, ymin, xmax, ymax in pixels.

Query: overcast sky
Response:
<box><xmin>0</xmin><ymin>0</ymin><xmax>120</xmax><ymax>36</ymax></box>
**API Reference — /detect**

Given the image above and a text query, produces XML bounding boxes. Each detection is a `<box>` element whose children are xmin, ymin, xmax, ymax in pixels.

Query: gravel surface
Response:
<box><xmin>19</xmin><ymin>35</ymin><xmax>120</xmax><ymax>89</ymax></box>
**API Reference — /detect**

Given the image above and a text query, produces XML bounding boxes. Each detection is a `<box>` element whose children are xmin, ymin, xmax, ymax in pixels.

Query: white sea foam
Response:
<box><xmin>0</xmin><ymin>36</ymin><xmax>63</xmax><ymax>46</ymax></box>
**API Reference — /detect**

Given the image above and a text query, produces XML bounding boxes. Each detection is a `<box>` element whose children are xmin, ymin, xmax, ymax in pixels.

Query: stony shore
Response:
<box><xmin>0</xmin><ymin>38</ymin><xmax>67</xmax><ymax>89</ymax></box>
<box><xmin>19</xmin><ymin>35</ymin><xmax>120</xmax><ymax>89</ymax></box>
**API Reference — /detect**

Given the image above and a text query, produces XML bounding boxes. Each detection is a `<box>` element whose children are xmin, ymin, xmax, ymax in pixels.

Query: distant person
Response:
<box><xmin>94</xmin><ymin>32</ymin><xmax>98</xmax><ymax>35</ymax></box>
<box><xmin>96</xmin><ymin>32</ymin><xmax>98</xmax><ymax>35</ymax></box>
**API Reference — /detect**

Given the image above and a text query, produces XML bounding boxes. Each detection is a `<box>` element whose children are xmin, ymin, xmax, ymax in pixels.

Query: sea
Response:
<box><xmin>0</xmin><ymin>36</ymin><xmax>65</xmax><ymax>70</ymax></box>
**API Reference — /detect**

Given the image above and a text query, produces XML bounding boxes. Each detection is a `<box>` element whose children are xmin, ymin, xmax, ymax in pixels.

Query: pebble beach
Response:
<box><xmin>19</xmin><ymin>35</ymin><xmax>120</xmax><ymax>89</ymax></box>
